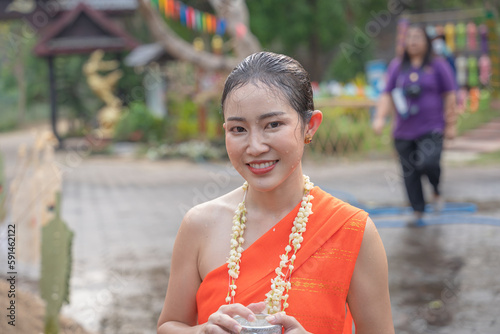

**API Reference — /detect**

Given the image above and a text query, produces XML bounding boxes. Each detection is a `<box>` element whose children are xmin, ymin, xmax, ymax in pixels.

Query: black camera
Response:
<box><xmin>403</xmin><ymin>84</ymin><xmax>422</xmax><ymax>98</ymax></box>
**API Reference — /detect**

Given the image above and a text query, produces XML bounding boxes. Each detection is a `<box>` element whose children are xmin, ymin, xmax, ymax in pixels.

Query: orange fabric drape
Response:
<box><xmin>196</xmin><ymin>187</ymin><xmax>367</xmax><ymax>334</ymax></box>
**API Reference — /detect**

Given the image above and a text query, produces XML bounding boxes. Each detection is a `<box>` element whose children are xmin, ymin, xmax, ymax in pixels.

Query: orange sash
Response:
<box><xmin>196</xmin><ymin>187</ymin><xmax>367</xmax><ymax>334</ymax></box>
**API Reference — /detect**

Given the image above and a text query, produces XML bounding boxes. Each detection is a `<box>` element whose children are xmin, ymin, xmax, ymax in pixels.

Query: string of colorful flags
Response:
<box><xmin>150</xmin><ymin>0</ymin><xmax>227</xmax><ymax>35</ymax></box>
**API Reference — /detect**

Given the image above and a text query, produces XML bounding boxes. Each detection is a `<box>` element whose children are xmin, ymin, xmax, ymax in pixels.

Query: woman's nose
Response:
<box><xmin>246</xmin><ymin>131</ymin><xmax>269</xmax><ymax>156</ymax></box>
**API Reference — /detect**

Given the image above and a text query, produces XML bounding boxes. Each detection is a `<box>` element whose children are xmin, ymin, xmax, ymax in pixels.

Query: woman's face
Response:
<box><xmin>223</xmin><ymin>83</ymin><xmax>306</xmax><ymax>192</ymax></box>
<box><xmin>405</xmin><ymin>27</ymin><xmax>428</xmax><ymax>58</ymax></box>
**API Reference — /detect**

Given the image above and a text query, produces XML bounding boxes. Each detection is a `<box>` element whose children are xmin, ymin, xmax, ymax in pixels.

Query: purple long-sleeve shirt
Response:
<box><xmin>384</xmin><ymin>57</ymin><xmax>456</xmax><ymax>140</ymax></box>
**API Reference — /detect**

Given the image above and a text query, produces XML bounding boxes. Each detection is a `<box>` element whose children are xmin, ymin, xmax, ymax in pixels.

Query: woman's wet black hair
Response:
<box><xmin>401</xmin><ymin>25</ymin><xmax>434</xmax><ymax>71</ymax></box>
<box><xmin>221</xmin><ymin>51</ymin><xmax>314</xmax><ymax>126</ymax></box>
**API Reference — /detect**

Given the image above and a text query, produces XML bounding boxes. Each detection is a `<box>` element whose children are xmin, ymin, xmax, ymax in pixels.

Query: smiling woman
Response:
<box><xmin>223</xmin><ymin>83</ymin><xmax>319</xmax><ymax>190</ymax></box>
<box><xmin>156</xmin><ymin>52</ymin><xmax>395</xmax><ymax>334</ymax></box>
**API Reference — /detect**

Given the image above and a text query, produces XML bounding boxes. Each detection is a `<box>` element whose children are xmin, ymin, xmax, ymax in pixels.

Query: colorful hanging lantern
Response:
<box><xmin>455</xmin><ymin>22</ymin><xmax>466</xmax><ymax>50</ymax></box>
<box><xmin>466</xmin><ymin>21</ymin><xmax>477</xmax><ymax>50</ymax></box>
<box><xmin>193</xmin><ymin>37</ymin><xmax>205</xmax><ymax>52</ymax></box>
<box><xmin>455</xmin><ymin>55</ymin><xmax>467</xmax><ymax>88</ymax></box>
<box><xmin>467</xmin><ymin>56</ymin><xmax>479</xmax><ymax>88</ymax></box>
<box><xmin>212</xmin><ymin>35</ymin><xmax>223</xmax><ymax>55</ymax></box>
<box><xmin>444</xmin><ymin>22</ymin><xmax>456</xmax><ymax>52</ymax></box>
<box><xmin>479</xmin><ymin>54</ymin><xmax>491</xmax><ymax>86</ymax></box>
<box><xmin>479</xmin><ymin>24</ymin><xmax>489</xmax><ymax>54</ymax></box>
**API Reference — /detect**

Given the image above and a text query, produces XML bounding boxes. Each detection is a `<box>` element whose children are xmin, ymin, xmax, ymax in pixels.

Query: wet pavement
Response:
<box><xmin>1</xmin><ymin>128</ymin><xmax>500</xmax><ymax>334</ymax></box>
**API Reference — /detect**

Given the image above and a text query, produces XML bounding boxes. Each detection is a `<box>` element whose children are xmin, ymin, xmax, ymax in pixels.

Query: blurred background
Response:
<box><xmin>0</xmin><ymin>0</ymin><xmax>500</xmax><ymax>333</ymax></box>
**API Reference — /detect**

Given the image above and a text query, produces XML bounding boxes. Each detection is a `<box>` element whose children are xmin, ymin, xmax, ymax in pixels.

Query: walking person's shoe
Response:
<box><xmin>432</xmin><ymin>194</ymin><xmax>445</xmax><ymax>213</ymax></box>
<box><xmin>407</xmin><ymin>211</ymin><xmax>425</xmax><ymax>227</ymax></box>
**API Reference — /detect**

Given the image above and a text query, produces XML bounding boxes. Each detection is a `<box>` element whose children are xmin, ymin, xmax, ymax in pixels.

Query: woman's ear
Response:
<box><xmin>305</xmin><ymin>110</ymin><xmax>323</xmax><ymax>138</ymax></box>
<box><xmin>223</xmin><ymin>123</ymin><xmax>226</xmax><ymax>131</ymax></box>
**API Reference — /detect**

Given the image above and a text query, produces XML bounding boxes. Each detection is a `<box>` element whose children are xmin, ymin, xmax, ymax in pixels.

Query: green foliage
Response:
<box><xmin>114</xmin><ymin>101</ymin><xmax>166</xmax><ymax>142</ymax></box>
<box><xmin>0</xmin><ymin>91</ymin><xmax>19</xmax><ymax>132</ymax></box>
<box><xmin>166</xmin><ymin>95</ymin><xmax>223</xmax><ymax>142</ymax></box>
<box><xmin>25</xmin><ymin>51</ymin><xmax>49</xmax><ymax>107</ymax></box>
<box><xmin>248</xmin><ymin>0</ymin><xmax>348</xmax><ymax>53</ymax></box>
<box><xmin>0</xmin><ymin>19</ymin><xmax>146</xmax><ymax>133</ymax></box>
<box><xmin>55</xmin><ymin>55</ymin><xmax>99</xmax><ymax>124</ymax></box>
<box><xmin>472</xmin><ymin>149</ymin><xmax>500</xmax><ymax>165</ymax></box>
<box><xmin>326</xmin><ymin>43</ymin><xmax>374</xmax><ymax>83</ymax></box>
<box><xmin>167</xmin><ymin>97</ymin><xmax>199</xmax><ymax>141</ymax></box>
<box><xmin>308</xmin><ymin>105</ymin><xmax>372</xmax><ymax>155</ymax></box>
<box><xmin>404</xmin><ymin>0</ymin><xmax>488</xmax><ymax>11</ymax></box>
<box><xmin>247</xmin><ymin>0</ymin><xmax>388</xmax><ymax>81</ymax></box>
<box><xmin>115</xmin><ymin>53</ymin><xmax>147</xmax><ymax>107</ymax></box>
<box><xmin>0</xmin><ymin>20</ymin><xmax>49</xmax><ymax>127</ymax></box>
<box><xmin>457</xmin><ymin>94</ymin><xmax>500</xmax><ymax>135</ymax></box>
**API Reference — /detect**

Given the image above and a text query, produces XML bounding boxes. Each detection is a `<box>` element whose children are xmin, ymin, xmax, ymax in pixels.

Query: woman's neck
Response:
<box><xmin>410</xmin><ymin>55</ymin><xmax>424</xmax><ymax>68</ymax></box>
<box><xmin>245</xmin><ymin>167</ymin><xmax>306</xmax><ymax>219</ymax></box>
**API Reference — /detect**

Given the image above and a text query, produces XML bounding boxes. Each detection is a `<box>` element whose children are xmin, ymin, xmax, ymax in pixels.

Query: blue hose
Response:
<box><xmin>374</xmin><ymin>214</ymin><xmax>500</xmax><ymax>228</ymax></box>
<box><xmin>322</xmin><ymin>187</ymin><xmax>500</xmax><ymax>228</ymax></box>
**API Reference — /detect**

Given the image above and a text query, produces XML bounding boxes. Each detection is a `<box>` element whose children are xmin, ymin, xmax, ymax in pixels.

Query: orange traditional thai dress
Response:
<box><xmin>196</xmin><ymin>187</ymin><xmax>367</xmax><ymax>334</ymax></box>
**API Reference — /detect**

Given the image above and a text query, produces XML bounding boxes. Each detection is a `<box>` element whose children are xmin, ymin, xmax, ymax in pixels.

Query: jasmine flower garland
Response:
<box><xmin>226</xmin><ymin>175</ymin><xmax>314</xmax><ymax>314</ymax></box>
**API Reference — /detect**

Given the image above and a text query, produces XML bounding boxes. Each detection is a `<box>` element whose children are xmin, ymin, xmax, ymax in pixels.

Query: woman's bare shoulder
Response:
<box><xmin>182</xmin><ymin>186</ymin><xmax>245</xmax><ymax>231</ymax></box>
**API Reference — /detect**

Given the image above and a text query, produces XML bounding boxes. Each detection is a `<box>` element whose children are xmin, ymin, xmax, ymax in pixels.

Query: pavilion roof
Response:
<box><xmin>34</xmin><ymin>2</ymin><xmax>138</xmax><ymax>56</ymax></box>
<box><xmin>0</xmin><ymin>0</ymin><xmax>137</xmax><ymax>20</ymax></box>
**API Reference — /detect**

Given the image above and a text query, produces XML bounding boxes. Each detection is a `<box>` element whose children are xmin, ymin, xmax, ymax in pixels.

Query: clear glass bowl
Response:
<box><xmin>234</xmin><ymin>314</ymin><xmax>283</xmax><ymax>334</ymax></box>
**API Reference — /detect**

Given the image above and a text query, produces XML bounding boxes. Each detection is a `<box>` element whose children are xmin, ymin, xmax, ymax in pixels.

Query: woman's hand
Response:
<box><xmin>200</xmin><ymin>302</ymin><xmax>266</xmax><ymax>334</ymax></box>
<box><xmin>266</xmin><ymin>312</ymin><xmax>311</xmax><ymax>334</ymax></box>
<box><xmin>444</xmin><ymin>123</ymin><xmax>457</xmax><ymax>140</ymax></box>
<box><xmin>372</xmin><ymin>93</ymin><xmax>393</xmax><ymax>136</ymax></box>
<box><xmin>443</xmin><ymin>91</ymin><xmax>457</xmax><ymax>140</ymax></box>
<box><xmin>372</xmin><ymin>116</ymin><xmax>386</xmax><ymax>135</ymax></box>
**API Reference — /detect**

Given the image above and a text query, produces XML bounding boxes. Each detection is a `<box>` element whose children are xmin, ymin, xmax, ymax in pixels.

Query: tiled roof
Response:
<box><xmin>34</xmin><ymin>2</ymin><xmax>139</xmax><ymax>56</ymax></box>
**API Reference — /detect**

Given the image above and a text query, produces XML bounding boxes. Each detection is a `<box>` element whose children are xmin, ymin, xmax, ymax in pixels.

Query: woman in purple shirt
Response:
<box><xmin>373</xmin><ymin>25</ymin><xmax>457</xmax><ymax>226</ymax></box>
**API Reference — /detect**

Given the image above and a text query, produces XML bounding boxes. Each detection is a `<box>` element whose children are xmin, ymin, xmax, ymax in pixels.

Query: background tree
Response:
<box><xmin>140</xmin><ymin>0</ymin><xmax>496</xmax><ymax>82</ymax></box>
<box><xmin>138</xmin><ymin>0</ymin><xmax>261</xmax><ymax>71</ymax></box>
<box><xmin>0</xmin><ymin>21</ymin><xmax>49</xmax><ymax>129</ymax></box>
<box><xmin>248</xmin><ymin>0</ymin><xmax>398</xmax><ymax>82</ymax></box>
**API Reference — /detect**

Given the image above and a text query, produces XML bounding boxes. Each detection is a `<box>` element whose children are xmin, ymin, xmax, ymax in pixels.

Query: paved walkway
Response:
<box><xmin>1</xmin><ymin>125</ymin><xmax>500</xmax><ymax>334</ymax></box>
<box><xmin>446</xmin><ymin>116</ymin><xmax>500</xmax><ymax>156</ymax></box>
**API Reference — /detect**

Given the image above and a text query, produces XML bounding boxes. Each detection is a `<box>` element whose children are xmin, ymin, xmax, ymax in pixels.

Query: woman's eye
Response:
<box><xmin>268</xmin><ymin>121</ymin><xmax>281</xmax><ymax>129</ymax></box>
<box><xmin>231</xmin><ymin>126</ymin><xmax>246</xmax><ymax>133</ymax></box>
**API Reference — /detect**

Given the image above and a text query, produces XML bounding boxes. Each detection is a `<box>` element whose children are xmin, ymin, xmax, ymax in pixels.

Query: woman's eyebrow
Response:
<box><xmin>226</xmin><ymin>111</ymin><xmax>285</xmax><ymax>122</ymax></box>
<box><xmin>226</xmin><ymin>116</ymin><xmax>245</xmax><ymax>122</ymax></box>
<box><xmin>258</xmin><ymin>111</ymin><xmax>285</xmax><ymax>120</ymax></box>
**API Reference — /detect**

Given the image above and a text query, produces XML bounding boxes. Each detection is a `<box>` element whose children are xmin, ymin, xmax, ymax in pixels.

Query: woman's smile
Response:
<box><xmin>223</xmin><ymin>83</ymin><xmax>306</xmax><ymax>191</ymax></box>
<box><xmin>247</xmin><ymin>159</ymin><xmax>279</xmax><ymax>174</ymax></box>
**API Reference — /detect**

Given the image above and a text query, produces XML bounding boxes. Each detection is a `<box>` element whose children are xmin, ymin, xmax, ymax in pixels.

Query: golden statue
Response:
<box><xmin>6</xmin><ymin>0</ymin><xmax>36</xmax><ymax>14</ymax></box>
<box><xmin>83</xmin><ymin>49</ymin><xmax>123</xmax><ymax>138</ymax></box>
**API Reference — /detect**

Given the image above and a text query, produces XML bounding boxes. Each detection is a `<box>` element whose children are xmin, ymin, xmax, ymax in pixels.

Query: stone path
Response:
<box><xmin>446</xmin><ymin>117</ymin><xmax>500</xmax><ymax>155</ymax></box>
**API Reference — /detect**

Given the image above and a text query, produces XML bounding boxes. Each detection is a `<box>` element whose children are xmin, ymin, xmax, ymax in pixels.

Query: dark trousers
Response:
<box><xmin>394</xmin><ymin>132</ymin><xmax>444</xmax><ymax>213</ymax></box>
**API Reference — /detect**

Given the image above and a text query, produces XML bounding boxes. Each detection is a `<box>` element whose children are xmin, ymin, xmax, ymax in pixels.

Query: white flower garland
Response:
<box><xmin>226</xmin><ymin>175</ymin><xmax>314</xmax><ymax>314</ymax></box>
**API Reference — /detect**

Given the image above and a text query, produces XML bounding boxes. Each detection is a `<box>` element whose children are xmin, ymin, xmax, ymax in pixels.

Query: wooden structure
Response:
<box><xmin>1</xmin><ymin>0</ymin><xmax>139</xmax><ymax>145</ymax></box>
